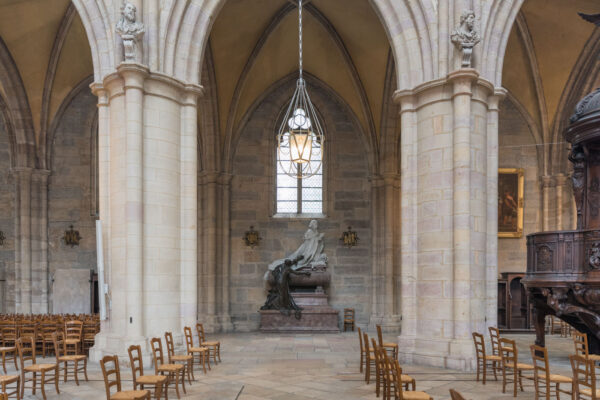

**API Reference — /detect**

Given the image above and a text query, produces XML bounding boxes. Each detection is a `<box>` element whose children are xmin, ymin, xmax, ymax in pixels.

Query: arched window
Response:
<box><xmin>276</xmin><ymin>140</ymin><xmax>323</xmax><ymax>215</ymax></box>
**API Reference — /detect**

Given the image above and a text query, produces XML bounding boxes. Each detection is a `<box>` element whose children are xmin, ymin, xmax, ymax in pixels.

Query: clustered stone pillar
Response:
<box><xmin>13</xmin><ymin>167</ymin><xmax>50</xmax><ymax>314</ymax></box>
<box><xmin>395</xmin><ymin>70</ymin><xmax>502</xmax><ymax>369</ymax></box>
<box><xmin>89</xmin><ymin>62</ymin><xmax>201</xmax><ymax>360</ymax></box>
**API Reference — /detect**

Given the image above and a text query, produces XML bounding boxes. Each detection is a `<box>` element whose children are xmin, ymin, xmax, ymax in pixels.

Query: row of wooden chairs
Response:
<box><xmin>473</xmin><ymin>326</ymin><xmax>600</xmax><ymax>399</ymax></box>
<box><xmin>100</xmin><ymin>322</ymin><xmax>222</xmax><ymax>400</ymax></box>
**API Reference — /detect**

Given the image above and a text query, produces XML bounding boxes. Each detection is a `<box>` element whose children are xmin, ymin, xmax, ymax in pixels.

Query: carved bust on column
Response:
<box><xmin>451</xmin><ymin>10</ymin><xmax>481</xmax><ymax>68</ymax></box>
<box><xmin>116</xmin><ymin>2</ymin><xmax>145</xmax><ymax>63</ymax></box>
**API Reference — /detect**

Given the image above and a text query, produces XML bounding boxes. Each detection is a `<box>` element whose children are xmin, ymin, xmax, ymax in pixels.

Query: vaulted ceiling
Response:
<box><xmin>208</xmin><ymin>0</ymin><xmax>390</xmax><ymax>145</ymax></box>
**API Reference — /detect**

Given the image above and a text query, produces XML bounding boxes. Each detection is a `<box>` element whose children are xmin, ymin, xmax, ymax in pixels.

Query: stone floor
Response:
<box><xmin>9</xmin><ymin>331</ymin><xmax>577</xmax><ymax>399</ymax></box>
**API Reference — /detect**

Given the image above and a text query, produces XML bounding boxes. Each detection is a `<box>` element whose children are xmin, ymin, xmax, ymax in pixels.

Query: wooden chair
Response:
<box><xmin>358</xmin><ymin>327</ymin><xmax>373</xmax><ymax>373</ymax></box>
<box><xmin>183</xmin><ymin>327</ymin><xmax>209</xmax><ymax>375</ymax></box>
<box><xmin>472</xmin><ymin>332</ymin><xmax>500</xmax><ymax>384</ymax></box>
<box><xmin>0</xmin><ymin>322</ymin><xmax>18</xmax><ymax>375</ymax></box>
<box><xmin>499</xmin><ymin>337</ymin><xmax>534</xmax><ymax>397</ymax></box>
<box><xmin>387</xmin><ymin>354</ymin><xmax>433</xmax><ymax>400</ymax></box>
<box><xmin>343</xmin><ymin>308</ymin><xmax>355</xmax><ymax>331</ymax></box>
<box><xmin>377</xmin><ymin>324</ymin><xmax>398</xmax><ymax>360</ymax></box>
<box><xmin>489</xmin><ymin>326</ymin><xmax>501</xmax><ymax>356</ymax></box>
<box><xmin>100</xmin><ymin>355</ymin><xmax>150</xmax><ymax>400</ymax></box>
<box><xmin>82</xmin><ymin>321</ymin><xmax>98</xmax><ymax>355</ymax></box>
<box><xmin>530</xmin><ymin>344</ymin><xmax>573</xmax><ymax>400</ymax></box>
<box><xmin>40</xmin><ymin>324</ymin><xmax>57</xmax><ymax>358</ymax></box>
<box><xmin>372</xmin><ymin>338</ymin><xmax>414</xmax><ymax>399</ymax></box>
<box><xmin>52</xmin><ymin>331</ymin><xmax>88</xmax><ymax>385</ymax></box>
<box><xmin>573</xmin><ymin>330</ymin><xmax>600</xmax><ymax>365</ymax></box>
<box><xmin>449</xmin><ymin>389</ymin><xmax>466</xmax><ymax>400</ymax></box>
<box><xmin>150</xmin><ymin>338</ymin><xmax>186</xmax><ymax>399</ymax></box>
<box><xmin>128</xmin><ymin>345</ymin><xmax>166</xmax><ymax>400</ymax></box>
<box><xmin>16</xmin><ymin>337</ymin><xmax>59</xmax><ymax>400</ymax></box>
<box><xmin>64</xmin><ymin>320</ymin><xmax>83</xmax><ymax>355</ymax></box>
<box><xmin>196</xmin><ymin>323</ymin><xmax>220</xmax><ymax>364</ymax></box>
<box><xmin>0</xmin><ymin>372</ymin><xmax>20</xmax><ymax>400</ymax></box>
<box><xmin>363</xmin><ymin>332</ymin><xmax>377</xmax><ymax>384</ymax></box>
<box><xmin>570</xmin><ymin>354</ymin><xmax>597</xmax><ymax>399</ymax></box>
<box><xmin>164</xmin><ymin>332</ymin><xmax>194</xmax><ymax>385</ymax></box>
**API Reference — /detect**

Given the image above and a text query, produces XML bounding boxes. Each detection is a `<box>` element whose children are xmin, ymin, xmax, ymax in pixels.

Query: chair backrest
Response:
<box><xmin>472</xmin><ymin>332</ymin><xmax>486</xmax><ymax>359</ymax></box>
<box><xmin>530</xmin><ymin>344</ymin><xmax>551</xmax><ymax>398</ymax></box>
<box><xmin>371</xmin><ymin>338</ymin><xmax>382</xmax><ymax>373</ymax></box>
<box><xmin>183</xmin><ymin>327</ymin><xmax>194</xmax><ymax>351</ymax></box>
<box><xmin>51</xmin><ymin>331</ymin><xmax>64</xmax><ymax>361</ymax></box>
<box><xmin>570</xmin><ymin>354</ymin><xmax>596</xmax><ymax>399</ymax></box>
<box><xmin>390</xmin><ymin>356</ymin><xmax>405</xmax><ymax>399</ymax></box>
<box><xmin>65</xmin><ymin>320</ymin><xmax>83</xmax><ymax>340</ymax></box>
<box><xmin>19</xmin><ymin>323</ymin><xmax>37</xmax><ymax>341</ymax></box>
<box><xmin>573</xmin><ymin>330</ymin><xmax>589</xmax><ymax>358</ymax></box>
<box><xmin>150</xmin><ymin>337</ymin><xmax>165</xmax><ymax>372</ymax></box>
<box><xmin>42</xmin><ymin>323</ymin><xmax>57</xmax><ymax>339</ymax></box>
<box><xmin>2</xmin><ymin>321</ymin><xmax>17</xmax><ymax>343</ymax></box>
<box><xmin>488</xmin><ymin>326</ymin><xmax>500</xmax><ymax>355</ymax></box>
<box><xmin>499</xmin><ymin>337</ymin><xmax>517</xmax><ymax>370</ymax></box>
<box><xmin>449</xmin><ymin>389</ymin><xmax>466</xmax><ymax>400</ymax></box>
<box><xmin>16</xmin><ymin>337</ymin><xmax>36</xmax><ymax>370</ymax></box>
<box><xmin>196</xmin><ymin>323</ymin><xmax>206</xmax><ymax>344</ymax></box>
<box><xmin>357</xmin><ymin>327</ymin><xmax>364</xmax><ymax>352</ymax></box>
<box><xmin>363</xmin><ymin>332</ymin><xmax>371</xmax><ymax>359</ymax></box>
<box><xmin>128</xmin><ymin>345</ymin><xmax>144</xmax><ymax>384</ymax></box>
<box><xmin>376</xmin><ymin>324</ymin><xmax>384</xmax><ymax>347</ymax></box>
<box><xmin>100</xmin><ymin>355</ymin><xmax>122</xmax><ymax>400</ymax></box>
<box><xmin>344</xmin><ymin>308</ymin><xmax>354</xmax><ymax>319</ymax></box>
<box><xmin>83</xmin><ymin>322</ymin><xmax>97</xmax><ymax>339</ymax></box>
<box><xmin>164</xmin><ymin>332</ymin><xmax>175</xmax><ymax>360</ymax></box>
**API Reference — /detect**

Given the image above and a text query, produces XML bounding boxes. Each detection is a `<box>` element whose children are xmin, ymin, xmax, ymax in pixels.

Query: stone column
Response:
<box><xmin>555</xmin><ymin>174</ymin><xmax>568</xmax><ymax>231</ymax></box>
<box><xmin>395</xmin><ymin>72</ymin><xmax>498</xmax><ymax>370</ymax></box>
<box><xmin>541</xmin><ymin>175</ymin><xmax>554</xmax><ymax>231</ymax></box>
<box><xmin>485</xmin><ymin>89</ymin><xmax>505</xmax><ymax>329</ymax></box>
<box><xmin>14</xmin><ymin>168</ymin><xmax>32</xmax><ymax>313</ymax></box>
<box><xmin>31</xmin><ymin>169</ymin><xmax>50</xmax><ymax>314</ymax></box>
<box><xmin>89</xmin><ymin>64</ymin><xmax>203</xmax><ymax>360</ymax></box>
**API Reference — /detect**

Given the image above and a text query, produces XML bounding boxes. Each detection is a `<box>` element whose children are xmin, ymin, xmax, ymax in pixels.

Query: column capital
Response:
<box><xmin>448</xmin><ymin>68</ymin><xmax>479</xmax><ymax>96</ymax></box>
<box><xmin>555</xmin><ymin>173</ymin><xmax>569</xmax><ymax>186</ymax></box>
<box><xmin>487</xmin><ymin>87</ymin><xmax>507</xmax><ymax>111</ymax></box>
<box><xmin>117</xmin><ymin>63</ymin><xmax>150</xmax><ymax>89</ymax></box>
<box><xmin>541</xmin><ymin>175</ymin><xmax>555</xmax><ymax>188</ymax></box>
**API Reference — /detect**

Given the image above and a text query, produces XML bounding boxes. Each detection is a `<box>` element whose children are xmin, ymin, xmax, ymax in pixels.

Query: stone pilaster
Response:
<box><xmin>14</xmin><ymin>167</ymin><xmax>32</xmax><ymax>313</ymax></box>
<box><xmin>89</xmin><ymin>64</ymin><xmax>202</xmax><ymax>361</ymax></box>
<box><xmin>198</xmin><ymin>171</ymin><xmax>233</xmax><ymax>333</ymax></box>
<box><xmin>31</xmin><ymin>169</ymin><xmax>50</xmax><ymax>314</ymax></box>
<box><xmin>541</xmin><ymin>175</ymin><xmax>555</xmax><ymax>231</ymax></box>
<box><xmin>369</xmin><ymin>173</ymin><xmax>401</xmax><ymax>331</ymax></box>
<box><xmin>395</xmin><ymin>72</ymin><xmax>498</xmax><ymax>370</ymax></box>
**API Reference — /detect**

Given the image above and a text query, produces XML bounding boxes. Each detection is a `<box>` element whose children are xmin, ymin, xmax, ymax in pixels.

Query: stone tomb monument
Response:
<box><xmin>259</xmin><ymin>220</ymin><xmax>339</xmax><ymax>332</ymax></box>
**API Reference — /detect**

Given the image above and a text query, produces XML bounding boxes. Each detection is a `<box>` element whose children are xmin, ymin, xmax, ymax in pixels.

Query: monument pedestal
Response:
<box><xmin>259</xmin><ymin>292</ymin><xmax>339</xmax><ymax>333</ymax></box>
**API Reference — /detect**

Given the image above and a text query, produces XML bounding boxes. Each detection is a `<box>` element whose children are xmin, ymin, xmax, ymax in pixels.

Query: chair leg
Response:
<box><xmin>180</xmin><ymin>368</ymin><xmax>186</xmax><ymax>394</ymax></box>
<box><xmin>476</xmin><ymin>358</ymin><xmax>481</xmax><ymax>382</ymax></box>
<box><xmin>83</xmin><ymin>358</ymin><xmax>89</xmax><ymax>381</ymax></box>
<box><xmin>173</xmin><ymin>372</ymin><xmax>181</xmax><ymax>399</ymax></box>
<box><xmin>74</xmin><ymin>360</ymin><xmax>80</xmax><ymax>385</ymax></box>
<box><xmin>32</xmin><ymin>372</ymin><xmax>37</xmax><ymax>395</ymax></box>
<box><xmin>1</xmin><ymin>351</ymin><xmax>5</xmax><ymax>374</ymax></box>
<box><xmin>187</xmin><ymin>358</ymin><xmax>194</xmax><ymax>383</ymax></box>
<box><xmin>483</xmin><ymin>360</ymin><xmax>487</xmax><ymax>384</ymax></box>
<box><xmin>63</xmin><ymin>361</ymin><xmax>68</xmax><ymax>382</ymax></box>
<box><xmin>40</xmin><ymin>371</ymin><xmax>46</xmax><ymax>400</ymax></box>
<box><xmin>360</xmin><ymin>352</ymin><xmax>364</xmax><ymax>373</ymax></box>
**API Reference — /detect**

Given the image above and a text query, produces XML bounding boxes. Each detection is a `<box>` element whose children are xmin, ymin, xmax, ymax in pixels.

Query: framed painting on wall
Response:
<box><xmin>498</xmin><ymin>168</ymin><xmax>524</xmax><ymax>238</ymax></box>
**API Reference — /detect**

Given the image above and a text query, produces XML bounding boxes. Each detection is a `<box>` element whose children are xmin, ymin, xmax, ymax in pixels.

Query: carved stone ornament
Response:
<box><xmin>116</xmin><ymin>2</ymin><xmax>145</xmax><ymax>62</ymax></box>
<box><xmin>63</xmin><ymin>225</ymin><xmax>82</xmax><ymax>248</ymax></box>
<box><xmin>243</xmin><ymin>226</ymin><xmax>262</xmax><ymax>249</ymax></box>
<box><xmin>589</xmin><ymin>242</ymin><xmax>600</xmax><ymax>269</ymax></box>
<box><xmin>0</xmin><ymin>231</ymin><xmax>4</xmax><ymax>246</ymax></box>
<box><xmin>451</xmin><ymin>10</ymin><xmax>481</xmax><ymax>68</ymax></box>
<box><xmin>569</xmin><ymin>145</ymin><xmax>585</xmax><ymax>229</ymax></box>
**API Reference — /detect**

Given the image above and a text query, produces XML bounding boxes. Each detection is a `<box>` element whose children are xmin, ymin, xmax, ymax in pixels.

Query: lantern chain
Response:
<box><xmin>299</xmin><ymin>0</ymin><xmax>303</xmax><ymax>79</ymax></box>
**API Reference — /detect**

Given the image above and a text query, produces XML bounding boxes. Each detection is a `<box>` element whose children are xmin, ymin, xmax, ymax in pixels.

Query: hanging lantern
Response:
<box><xmin>276</xmin><ymin>0</ymin><xmax>324</xmax><ymax>179</ymax></box>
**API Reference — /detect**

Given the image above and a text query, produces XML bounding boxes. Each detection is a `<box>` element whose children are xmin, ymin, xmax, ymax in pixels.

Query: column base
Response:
<box><xmin>89</xmin><ymin>332</ymin><xmax>147</xmax><ymax>363</ymax></box>
<box><xmin>368</xmin><ymin>314</ymin><xmax>401</xmax><ymax>333</ymax></box>
<box><xmin>397</xmin><ymin>335</ymin><xmax>476</xmax><ymax>371</ymax></box>
<box><xmin>199</xmin><ymin>313</ymin><xmax>233</xmax><ymax>333</ymax></box>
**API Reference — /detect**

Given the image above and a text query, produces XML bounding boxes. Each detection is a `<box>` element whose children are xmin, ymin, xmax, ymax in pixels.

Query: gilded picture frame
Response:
<box><xmin>498</xmin><ymin>168</ymin><xmax>524</xmax><ymax>238</ymax></box>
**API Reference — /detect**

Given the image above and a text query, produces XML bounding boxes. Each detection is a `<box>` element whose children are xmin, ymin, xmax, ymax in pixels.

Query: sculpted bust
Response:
<box><xmin>116</xmin><ymin>2</ymin><xmax>145</xmax><ymax>62</ymax></box>
<box><xmin>451</xmin><ymin>10</ymin><xmax>481</xmax><ymax>68</ymax></box>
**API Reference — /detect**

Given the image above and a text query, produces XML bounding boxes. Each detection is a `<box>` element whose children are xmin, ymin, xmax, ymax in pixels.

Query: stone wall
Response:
<box><xmin>48</xmin><ymin>87</ymin><xmax>97</xmax><ymax>313</ymax></box>
<box><xmin>0</xmin><ymin>114</ymin><xmax>15</xmax><ymax>312</ymax></box>
<box><xmin>498</xmin><ymin>98</ymin><xmax>541</xmax><ymax>274</ymax></box>
<box><xmin>228</xmin><ymin>79</ymin><xmax>373</xmax><ymax>331</ymax></box>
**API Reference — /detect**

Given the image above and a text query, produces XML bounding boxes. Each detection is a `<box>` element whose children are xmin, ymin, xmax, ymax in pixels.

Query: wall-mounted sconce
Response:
<box><xmin>63</xmin><ymin>225</ymin><xmax>82</xmax><ymax>247</ymax></box>
<box><xmin>340</xmin><ymin>226</ymin><xmax>359</xmax><ymax>248</ymax></box>
<box><xmin>243</xmin><ymin>226</ymin><xmax>262</xmax><ymax>248</ymax></box>
<box><xmin>0</xmin><ymin>231</ymin><xmax>5</xmax><ymax>246</ymax></box>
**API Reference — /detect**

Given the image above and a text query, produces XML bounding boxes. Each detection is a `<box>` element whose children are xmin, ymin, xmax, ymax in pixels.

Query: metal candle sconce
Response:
<box><xmin>63</xmin><ymin>225</ymin><xmax>82</xmax><ymax>247</ymax></box>
<box><xmin>340</xmin><ymin>226</ymin><xmax>359</xmax><ymax>248</ymax></box>
<box><xmin>243</xmin><ymin>226</ymin><xmax>262</xmax><ymax>248</ymax></box>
